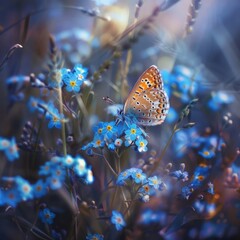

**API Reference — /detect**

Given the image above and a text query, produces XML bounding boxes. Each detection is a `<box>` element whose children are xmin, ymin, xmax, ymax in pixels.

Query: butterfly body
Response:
<box><xmin>123</xmin><ymin>65</ymin><xmax>169</xmax><ymax>126</ymax></box>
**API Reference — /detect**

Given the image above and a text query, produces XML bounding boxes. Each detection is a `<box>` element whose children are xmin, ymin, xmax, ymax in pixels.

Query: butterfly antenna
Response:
<box><xmin>102</xmin><ymin>96</ymin><xmax>116</xmax><ymax>105</ymax></box>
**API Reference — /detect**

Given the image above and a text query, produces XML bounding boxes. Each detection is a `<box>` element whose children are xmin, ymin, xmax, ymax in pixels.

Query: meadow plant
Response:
<box><xmin>0</xmin><ymin>0</ymin><xmax>239</xmax><ymax>239</ymax></box>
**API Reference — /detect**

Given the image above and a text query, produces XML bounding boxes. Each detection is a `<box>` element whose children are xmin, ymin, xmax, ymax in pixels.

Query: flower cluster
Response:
<box><xmin>0</xmin><ymin>155</ymin><xmax>93</xmax><ymax>207</ymax></box>
<box><xmin>174</xmin><ymin>127</ymin><xmax>223</xmax><ymax>159</ymax></box>
<box><xmin>181</xmin><ymin>163</ymin><xmax>211</xmax><ymax>199</ymax></box>
<box><xmin>61</xmin><ymin>64</ymin><xmax>88</xmax><ymax>93</ymax></box>
<box><xmin>39</xmin><ymin>155</ymin><xmax>94</xmax><ymax>187</ymax></box>
<box><xmin>170</xmin><ymin>163</ymin><xmax>189</xmax><ymax>182</ymax></box>
<box><xmin>117</xmin><ymin>168</ymin><xmax>165</xmax><ymax>202</ymax></box>
<box><xmin>28</xmin><ymin>98</ymin><xmax>65</xmax><ymax>129</ymax></box>
<box><xmin>0</xmin><ymin>137</ymin><xmax>19</xmax><ymax>161</ymax></box>
<box><xmin>83</xmin><ymin>120</ymin><xmax>148</xmax><ymax>153</ymax></box>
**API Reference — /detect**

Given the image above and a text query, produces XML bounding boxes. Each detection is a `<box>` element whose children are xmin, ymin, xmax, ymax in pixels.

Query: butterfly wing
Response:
<box><xmin>123</xmin><ymin>65</ymin><xmax>169</xmax><ymax>126</ymax></box>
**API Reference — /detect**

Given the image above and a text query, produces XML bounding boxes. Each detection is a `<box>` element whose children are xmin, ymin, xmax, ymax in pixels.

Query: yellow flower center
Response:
<box><xmin>98</xmin><ymin>129</ymin><xmax>102</xmax><ymax>134</ymax></box>
<box><xmin>70</xmin><ymin>80</ymin><xmax>76</xmax><ymax>87</ymax></box>
<box><xmin>136</xmin><ymin>173</ymin><xmax>141</xmax><ymax>178</ymax></box>
<box><xmin>53</xmin><ymin>116</ymin><xmax>59</xmax><ymax>122</ymax></box>
<box><xmin>197</xmin><ymin>175</ymin><xmax>204</xmax><ymax>181</ymax></box>
<box><xmin>144</xmin><ymin>186</ymin><xmax>150</xmax><ymax>192</ymax></box>
<box><xmin>96</xmin><ymin>140</ymin><xmax>101</xmax><ymax>146</ymax></box>
<box><xmin>203</xmin><ymin>151</ymin><xmax>210</xmax><ymax>156</ymax></box>
<box><xmin>78</xmin><ymin>74</ymin><xmax>84</xmax><ymax>80</ymax></box>
<box><xmin>139</xmin><ymin>142</ymin><xmax>145</xmax><ymax>147</ymax></box>
<box><xmin>131</xmin><ymin>129</ymin><xmax>136</xmax><ymax>134</ymax></box>
<box><xmin>106</xmin><ymin>125</ymin><xmax>112</xmax><ymax>131</ymax></box>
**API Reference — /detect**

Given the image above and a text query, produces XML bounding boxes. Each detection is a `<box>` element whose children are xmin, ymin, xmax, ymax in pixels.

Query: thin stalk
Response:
<box><xmin>148</xmin><ymin>125</ymin><xmax>178</xmax><ymax>176</ymax></box>
<box><xmin>123</xmin><ymin>1</ymin><xmax>144</xmax><ymax>82</ymax></box>
<box><xmin>57</xmin><ymin>87</ymin><xmax>67</xmax><ymax>156</ymax></box>
<box><xmin>58</xmin><ymin>87</ymin><xmax>79</xmax><ymax>240</ymax></box>
<box><xmin>101</xmin><ymin>151</ymin><xmax>118</xmax><ymax>177</ymax></box>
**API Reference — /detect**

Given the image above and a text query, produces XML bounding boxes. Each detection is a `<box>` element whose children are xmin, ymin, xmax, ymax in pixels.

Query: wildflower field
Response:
<box><xmin>0</xmin><ymin>0</ymin><xmax>240</xmax><ymax>239</ymax></box>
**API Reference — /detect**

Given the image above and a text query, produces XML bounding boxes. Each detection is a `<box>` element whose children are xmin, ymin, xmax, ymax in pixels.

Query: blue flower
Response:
<box><xmin>208</xmin><ymin>91</ymin><xmax>234</xmax><ymax>111</ymax></box>
<box><xmin>181</xmin><ymin>185</ymin><xmax>194</xmax><ymax>199</ymax></box>
<box><xmin>111</xmin><ymin>210</ymin><xmax>126</xmax><ymax>231</ymax></box>
<box><xmin>92</xmin><ymin>135</ymin><xmax>105</xmax><ymax>148</ymax></box>
<box><xmin>39</xmin><ymin>161</ymin><xmax>54</xmax><ymax>176</ymax></box>
<box><xmin>15</xmin><ymin>177</ymin><xmax>33</xmax><ymax>201</ymax></box>
<box><xmin>207</xmin><ymin>182</ymin><xmax>214</xmax><ymax>195</ymax></box>
<box><xmin>73</xmin><ymin>64</ymin><xmax>88</xmax><ymax>80</ymax></box>
<box><xmin>132</xmin><ymin>169</ymin><xmax>146</xmax><ymax>184</ymax></box>
<box><xmin>63</xmin><ymin>73</ymin><xmax>82</xmax><ymax>92</ymax></box>
<box><xmin>0</xmin><ymin>137</ymin><xmax>10</xmax><ymax>150</ymax></box>
<box><xmin>116</xmin><ymin>169</ymin><xmax>132</xmax><ymax>185</ymax></box>
<box><xmin>198</xmin><ymin>148</ymin><xmax>215</xmax><ymax>159</ymax></box>
<box><xmin>135</xmin><ymin>137</ymin><xmax>148</xmax><ymax>152</ymax></box>
<box><xmin>33</xmin><ymin>179</ymin><xmax>47</xmax><ymax>198</ymax></box>
<box><xmin>62</xmin><ymin>155</ymin><xmax>75</xmax><ymax>167</ymax></box>
<box><xmin>93</xmin><ymin>122</ymin><xmax>105</xmax><ymax>136</ymax></box>
<box><xmin>85</xmin><ymin>168</ymin><xmax>94</xmax><ymax>184</ymax></box>
<box><xmin>139</xmin><ymin>209</ymin><xmax>166</xmax><ymax>225</ymax></box>
<box><xmin>39</xmin><ymin>208</ymin><xmax>56</xmax><ymax>224</ymax></box>
<box><xmin>2</xmin><ymin>189</ymin><xmax>21</xmax><ymax>207</ymax></box>
<box><xmin>61</xmin><ymin>64</ymin><xmax>88</xmax><ymax>93</ymax></box>
<box><xmin>192</xmin><ymin>164</ymin><xmax>210</xmax><ymax>186</ymax></box>
<box><xmin>124</xmin><ymin>123</ymin><xmax>142</xmax><ymax>141</ymax></box>
<box><xmin>139</xmin><ymin>182</ymin><xmax>155</xmax><ymax>197</ymax></box>
<box><xmin>86</xmin><ymin>233</ymin><xmax>104</xmax><ymax>240</ymax></box>
<box><xmin>46</xmin><ymin>104</ymin><xmax>64</xmax><ymax>129</ymax></box>
<box><xmin>114</xmin><ymin>138</ymin><xmax>123</xmax><ymax>147</ymax></box>
<box><xmin>74</xmin><ymin>157</ymin><xmax>87</xmax><ymax>176</ymax></box>
<box><xmin>28</xmin><ymin>97</ymin><xmax>45</xmax><ymax>113</ymax></box>
<box><xmin>147</xmin><ymin>176</ymin><xmax>162</xmax><ymax>189</ymax></box>
<box><xmin>107</xmin><ymin>142</ymin><xmax>115</xmax><ymax>151</ymax></box>
<box><xmin>0</xmin><ymin>137</ymin><xmax>19</xmax><ymax>161</ymax></box>
<box><xmin>102</xmin><ymin>121</ymin><xmax>116</xmax><ymax>139</ymax></box>
<box><xmin>181</xmin><ymin>164</ymin><xmax>210</xmax><ymax>199</ymax></box>
<box><xmin>51</xmin><ymin>166</ymin><xmax>66</xmax><ymax>181</ymax></box>
<box><xmin>46</xmin><ymin>175</ymin><xmax>63</xmax><ymax>190</ymax></box>
<box><xmin>170</xmin><ymin>170</ymin><xmax>189</xmax><ymax>182</ymax></box>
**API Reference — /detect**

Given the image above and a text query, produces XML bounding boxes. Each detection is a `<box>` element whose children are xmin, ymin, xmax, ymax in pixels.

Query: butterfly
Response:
<box><xmin>123</xmin><ymin>65</ymin><xmax>169</xmax><ymax>126</ymax></box>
